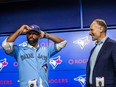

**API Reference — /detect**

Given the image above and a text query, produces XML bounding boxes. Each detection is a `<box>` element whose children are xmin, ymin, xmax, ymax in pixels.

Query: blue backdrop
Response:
<box><xmin>0</xmin><ymin>0</ymin><xmax>116</xmax><ymax>87</ymax></box>
<box><xmin>0</xmin><ymin>29</ymin><xmax>116</xmax><ymax>87</ymax></box>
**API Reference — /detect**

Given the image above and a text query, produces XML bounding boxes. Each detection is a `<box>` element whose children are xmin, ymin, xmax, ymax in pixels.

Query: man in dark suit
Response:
<box><xmin>86</xmin><ymin>19</ymin><xmax>116</xmax><ymax>87</ymax></box>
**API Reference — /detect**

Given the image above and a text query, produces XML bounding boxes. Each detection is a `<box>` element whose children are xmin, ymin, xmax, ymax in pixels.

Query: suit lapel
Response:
<box><xmin>94</xmin><ymin>38</ymin><xmax>110</xmax><ymax>66</ymax></box>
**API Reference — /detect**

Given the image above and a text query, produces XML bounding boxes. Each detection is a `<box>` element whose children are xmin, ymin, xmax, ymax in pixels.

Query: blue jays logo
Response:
<box><xmin>30</xmin><ymin>24</ymin><xmax>39</xmax><ymax>29</ymax></box>
<box><xmin>49</xmin><ymin>56</ymin><xmax>62</xmax><ymax>69</ymax></box>
<box><xmin>0</xmin><ymin>58</ymin><xmax>8</xmax><ymax>71</ymax></box>
<box><xmin>19</xmin><ymin>41</ymin><xmax>27</xmax><ymax>47</ymax></box>
<box><xmin>74</xmin><ymin>74</ymin><xmax>86</xmax><ymax>87</ymax></box>
<box><xmin>73</xmin><ymin>36</ymin><xmax>90</xmax><ymax>49</ymax></box>
<box><xmin>42</xmin><ymin>64</ymin><xmax>48</xmax><ymax>71</ymax></box>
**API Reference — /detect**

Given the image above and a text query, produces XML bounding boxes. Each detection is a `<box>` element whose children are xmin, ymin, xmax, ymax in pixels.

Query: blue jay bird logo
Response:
<box><xmin>74</xmin><ymin>74</ymin><xmax>86</xmax><ymax>87</ymax></box>
<box><xmin>30</xmin><ymin>24</ymin><xmax>39</xmax><ymax>29</ymax></box>
<box><xmin>19</xmin><ymin>41</ymin><xmax>27</xmax><ymax>47</ymax></box>
<box><xmin>42</xmin><ymin>64</ymin><xmax>48</xmax><ymax>71</ymax></box>
<box><xmin>49</xmin><ymin>56</ymin><xmax>62</xmax><ymax>69</ymax></box>
<box><xmin>0</xmin><ymin>58</ymin><xmax>8</xmax><ymax>71</ymax></box>
<box><xmin>73</xmin><ymin>36</ymin><xmax>90</xmax><ymax>49</ymax></box>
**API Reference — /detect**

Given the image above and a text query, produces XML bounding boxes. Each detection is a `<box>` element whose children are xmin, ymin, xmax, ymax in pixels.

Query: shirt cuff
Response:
<box><xmin>56</xmin><ymin>40</ymin><xmax>67</xmax><ymax>51</ymax></box>
<box><xmin>2</xmin><ymin>38</ymin><xmax>14</xmax><ymax>53</ymax></box>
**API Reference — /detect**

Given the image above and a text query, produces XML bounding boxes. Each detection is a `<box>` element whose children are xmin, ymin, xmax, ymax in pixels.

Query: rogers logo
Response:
<box><xmin>0</xmin><ymin>80</ymin><xmax>12</xmax><ymax>85</ymax></box>
<box><xmin>68</xmin><ymin>59</ymin><xmax>88</xmax><ymax>64</ymax></box>
<box><xmin>48</xmin><ymin>78</ymin><xmax>68</xmax><ymax>84</ymax></box>
<box><xmin>0</xmin><ymin>46</ymin><xmax>2</xmax><ymax>49</ymax></box>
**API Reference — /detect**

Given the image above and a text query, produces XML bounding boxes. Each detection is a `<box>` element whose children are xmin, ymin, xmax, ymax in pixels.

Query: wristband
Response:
<box><xmin>44</xmin><ymin>32</ymin><xmax>48</xmax><ymax>38</ymax></box>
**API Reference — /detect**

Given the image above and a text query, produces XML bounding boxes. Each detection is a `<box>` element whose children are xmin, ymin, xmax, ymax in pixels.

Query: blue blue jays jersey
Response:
<box><xmin>9</xmin><ymin>44</ymin><xmax>58</xmax><ymax>87</ymax></box>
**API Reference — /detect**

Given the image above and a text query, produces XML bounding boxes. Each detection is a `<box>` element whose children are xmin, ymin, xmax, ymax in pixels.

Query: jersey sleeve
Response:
<box><xmin>8</xmin><ymin>45</ymin><xmax>19</xmax><ymax>60</ymax></box>
<box><xmin>48</xmin><ymin>43</ymin><xmax>59</xmax><ymax>57</ymax></box>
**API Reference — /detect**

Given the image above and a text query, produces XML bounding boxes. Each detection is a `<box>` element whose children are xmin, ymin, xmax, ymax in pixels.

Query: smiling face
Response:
<box><xmin>89</xmin><ymin>21</ymin><xmax>105</xmax><ymax>42</ymax></box>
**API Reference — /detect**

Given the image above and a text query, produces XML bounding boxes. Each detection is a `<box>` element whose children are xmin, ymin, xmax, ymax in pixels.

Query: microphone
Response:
<box><xmin>28</xmin><ymin>79</ymin><xmax>38</xmax><ymax>87</ymax></box>
<box><xmin>98</xmin><ymin>81</ymin><xmax>102</xmax><ymax>87</ymax></box>
<box><xmin>96</xmin><ymin>77</ymin><xmax>104</xmax><ymax>87</ymax></box>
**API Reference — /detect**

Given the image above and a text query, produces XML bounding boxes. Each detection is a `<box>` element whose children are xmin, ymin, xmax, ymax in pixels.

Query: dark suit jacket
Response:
<box><xmin>86</xmin><ymin>37</ymin><xmax>116</xmax><ymax>87</ymax></box>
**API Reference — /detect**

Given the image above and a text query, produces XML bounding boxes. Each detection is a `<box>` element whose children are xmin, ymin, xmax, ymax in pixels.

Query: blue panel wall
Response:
<box><xmin>0</xmin><ymin>0</ymin><xmax>80</xmax><ymax>33</ymax></box>
<box><xmin>0</xmin><ymin>0</ymin><xmax>116</xmax><ymax>87</ymax></box>
<box><xmin>83</xmin><ymin>0</ymin><xmax>116</xmax><ymax>27</ymax></box>
<box><xmin>0</xmin><ymin>29</ymin><xmax>116</xmax><ymax>87</ymax></box>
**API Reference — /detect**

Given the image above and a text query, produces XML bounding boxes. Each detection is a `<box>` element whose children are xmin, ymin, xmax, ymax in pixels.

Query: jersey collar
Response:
<box><xmin>27</xmin><ymin>44</ymin><xmax>39</xmax><ymax>50</ymax></box>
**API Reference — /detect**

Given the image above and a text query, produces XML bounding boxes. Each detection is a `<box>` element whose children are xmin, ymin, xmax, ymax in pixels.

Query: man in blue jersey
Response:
<box><xmin>2</xmin><ymin>24</ymin><xmax>67</xmax><ymax>87</ymax></box>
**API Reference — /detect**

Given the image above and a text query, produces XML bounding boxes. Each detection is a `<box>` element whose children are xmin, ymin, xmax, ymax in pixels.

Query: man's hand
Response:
<box><xmin>6</xmin><ymin>25</ymin><xmax>32</xmax><ymax>42</ymax></box>
<box><xmin>18</xmin><ymin>25</ymin><xmax>32</xmax><ymax>34</ymax></box>
<box><xmin>39</xmin><ymin>30</ymin><xmax>46</xmax><ymax>39</ymax></box>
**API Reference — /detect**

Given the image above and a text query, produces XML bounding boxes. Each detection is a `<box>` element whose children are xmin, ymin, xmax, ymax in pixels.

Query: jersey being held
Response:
<box><xmin>9</xmin><ymin>44</ymin><xmax>58</xmax><ymax>87</ymax></box>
